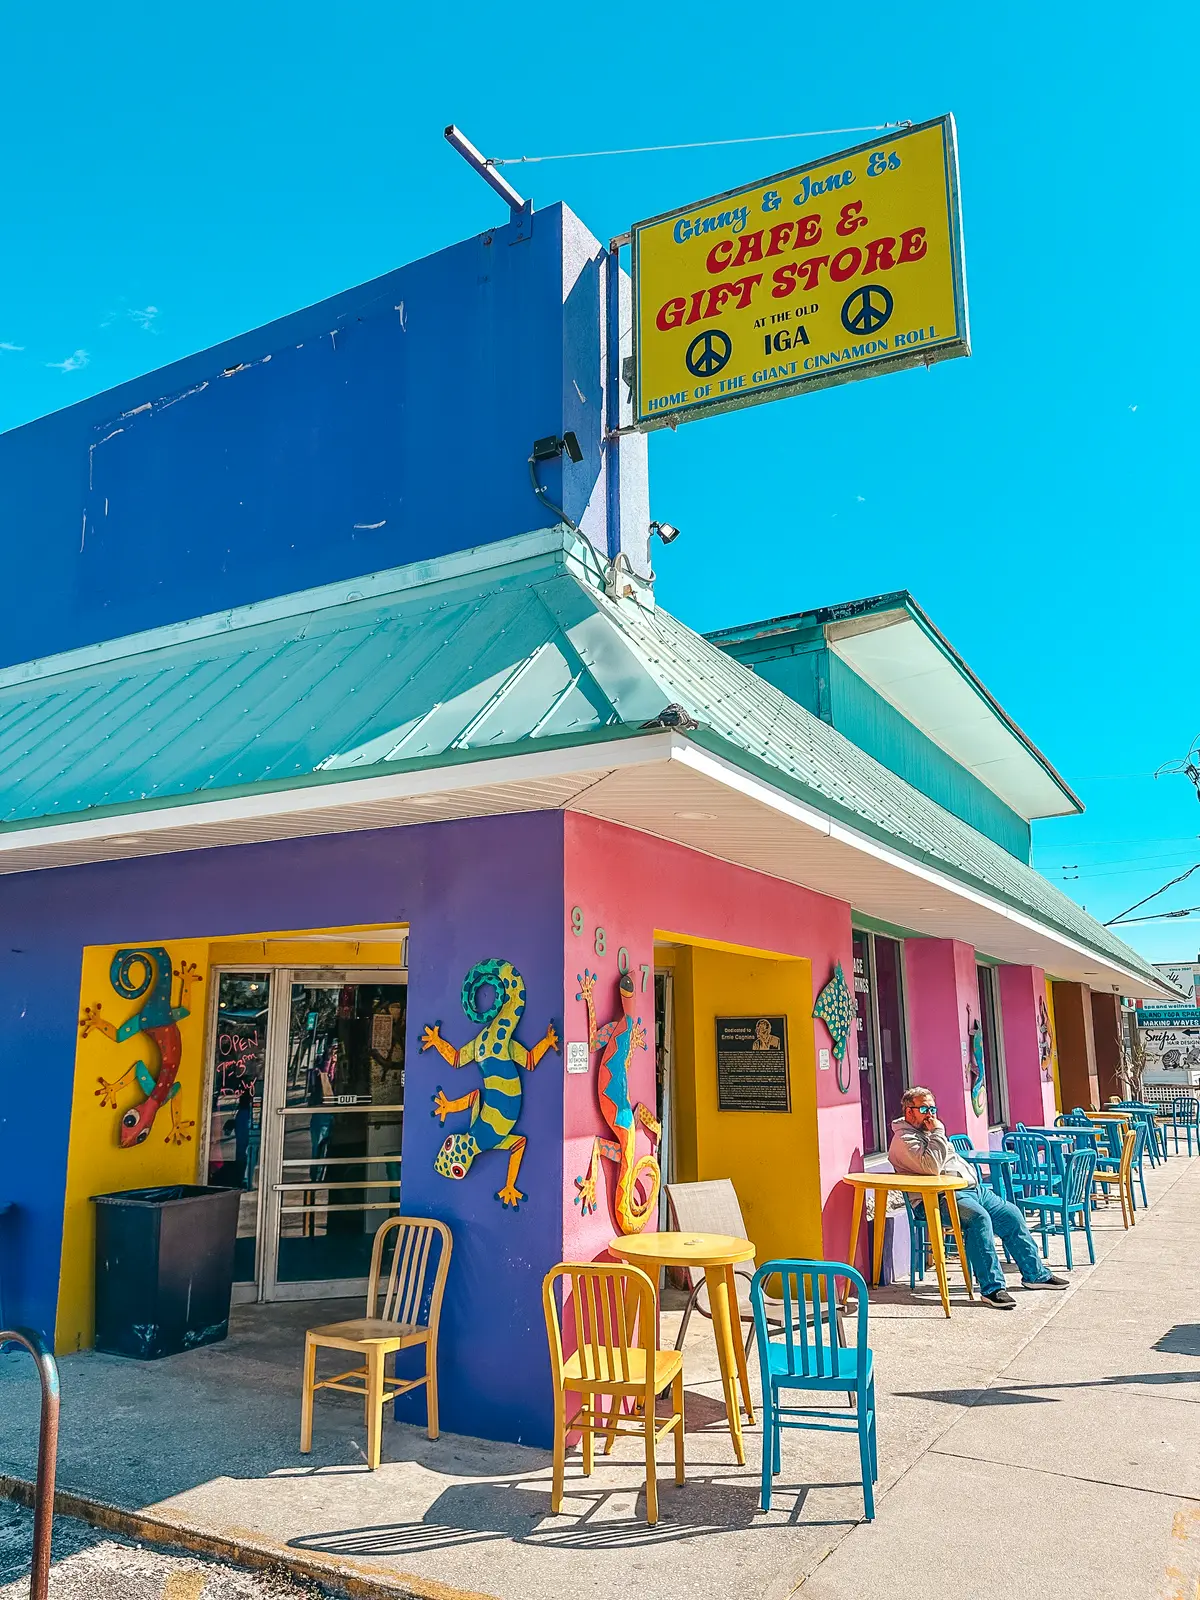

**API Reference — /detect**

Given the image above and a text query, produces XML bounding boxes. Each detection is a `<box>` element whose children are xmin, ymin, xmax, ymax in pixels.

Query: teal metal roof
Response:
<box><xmin>0</xmin><ymin>527</ymin><xmax>1161</xmax><ymax>989</ymax></box>
<box><xmin>707</xmin><ymin>591</ymin><xmax>1082</xmax><ymax>822</ymax></box>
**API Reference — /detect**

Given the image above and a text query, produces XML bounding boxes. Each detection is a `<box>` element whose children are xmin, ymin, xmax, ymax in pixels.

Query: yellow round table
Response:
<box><xmin>842</xmin><ymin>1172</ymin><xmax>974</xmax><ymax>1318</ymax></box>
<box><xmin>609</xmin><ymin>1230</ymin><xmax>757</xmax><ymax>1464</ymax></box>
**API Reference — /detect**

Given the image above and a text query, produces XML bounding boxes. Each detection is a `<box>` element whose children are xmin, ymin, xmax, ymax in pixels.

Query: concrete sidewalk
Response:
<box><xmin>2</xmin><ymin>1153</ymin><xmax>1198</xmax><ymax>1600</ymax></box>
<box><xmin>0</xmin><ymin>1500</ymin><xmax>329</xmax><ymax>1598</ymax></box>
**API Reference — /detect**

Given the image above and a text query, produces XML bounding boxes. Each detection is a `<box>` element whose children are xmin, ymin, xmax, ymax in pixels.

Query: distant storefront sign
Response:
<box><xmin>1135</xmin><ymin>1007</ymin><xmax>1200</xmax><ymax>1026</ymax></box>
<box><xmin>1140</xmin><ymin>963</ymin><xmax>1200</xmax><ymax>1008</ymax></box>
<box><xmin>630</xmin><ymin>115</ymin><xmax>969</xmax><ymax>430</ymax></box>
<box><xmin>715</xmin><ymin>1015</ymin><xmax>790</xmax><ymax>1111</ymax></box>
<box><xmin>1138</xmin><ymin>1021</ymin><xmax>1200</xmax><ymax>1073</ymax></box>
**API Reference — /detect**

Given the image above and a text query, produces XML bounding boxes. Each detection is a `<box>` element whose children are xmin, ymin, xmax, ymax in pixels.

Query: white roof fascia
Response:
<box><xmin>0</xmin><ymin>731</ymin><xmax>1170</xmax><ymax>1000</ymax></box>
<box><xmin>826</xmin><ymin>611</ymin><xmax>1079</xmax><ymax>822</ymax></box>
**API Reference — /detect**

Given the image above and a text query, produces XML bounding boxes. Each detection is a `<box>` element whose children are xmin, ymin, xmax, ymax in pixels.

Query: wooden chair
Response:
<box><xmin>543</xmin><ymin>1261</ymin><xmax>684</xmax><ymax>1525</ymax></box>
<box><xmin>300</xmin><ymin>1216</ymin><xmax>451</xmax><ymax>1470</ymax></box>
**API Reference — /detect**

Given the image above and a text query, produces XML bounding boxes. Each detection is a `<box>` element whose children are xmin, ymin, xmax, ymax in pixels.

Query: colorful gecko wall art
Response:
<box><xmin>966</xmin><ymin>1006</ymin><xmax>987</xmax><ymax>1119</ymax></box>
<box><xmin>573</xmin><ymin>968</ymin><xmax>661</xmax><ymax>1234</ymax></box>
<box><xmin>421</xmin><ymin>958</ymin><xmax>559</xmax><ymax>1210</ymax></box>
<box><xmin>80</xmin><ymin>947</ymin><xmax>201</xmax><ymax>1147</ymax></box>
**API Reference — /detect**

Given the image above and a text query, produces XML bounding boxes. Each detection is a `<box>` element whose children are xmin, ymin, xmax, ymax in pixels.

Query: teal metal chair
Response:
<box><xmin>1018</xmin><ymin>1148</ymin><xmax>1096</xmax><ymax>1267</ymax></box>
<box><xmin>751</xmin><ymin>1260</ymin><xmax>877</xmax><ymax>1520</ymax></box>
<box><xmin>959</xmin><ymin>1151</ymin><xmax>1018</xmax><ymax>1263</ymax></box>
<box><xmin>902</xmin><ymin>1192</ymin><xmax>974</xmax><ymax>1291</ymax></box>
<box><xmin>961</xmin><ymin>1149</ymin><xmax>1016</xmax><ymax>1201</ymax></box>
<box><xmin>1049</xmin><ymin>1118</ymin><xmax>1105</xmax><ymax>1151</ymax></box>
<box><xmin>1089</xmin><ymin>1117</ymin><xmax>1149</xmax><ymax>1211</ymax></box>
<box><xmin>1107</xmin><ymin>1107</ymin><xmax>1164</xmax><ymax>1171</ymax></box>
<box><xmin>1058</xmin><ymin>1108</ymin><xmax>1092</xmax><ymax>1126</ymax></box>
<box><xmin>1111</xmin><ymin>1103</ymin><xmax>1164</xmax><ymax>1165</ymax></box>
<box><xmin>1127</xmin><ymin>1120</ymin><xmax>1151</xmax><ymax>1207</ymax></box>
<box><xmin>1004</xmin><ymin>1130</ymin><xmax>1060</xmax><ymax>1197</ymax></box>
<box><xmin>1004</xmin><ymin>1131</ymin><xmax>1060</xmax><ymax>1255</ymax></box>
<box><xmin>949</xmin><ymin>1133</ymin><xmax>974</xmax><ymax>1156</ymax></box>
<box><xmin>1168</xmin><ymin>1096</ymin><xmax>1200</xmax><ymax>1157</ymax></box>
<box><xmin>1087</xmin><ymin>1116</ymin><xmax>1124</xmax><ymax>1204</ymax></box>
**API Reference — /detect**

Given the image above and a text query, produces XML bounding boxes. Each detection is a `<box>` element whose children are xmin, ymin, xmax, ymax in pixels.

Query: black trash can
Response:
<box><xmin>91</xmin><ymin>1184</ymin><xmax>241</xmax><ymax>1359</ymax></box>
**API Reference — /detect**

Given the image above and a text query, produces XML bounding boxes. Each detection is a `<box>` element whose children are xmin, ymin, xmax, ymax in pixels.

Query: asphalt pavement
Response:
<box><xmin>0</xmin><ymin>1502</ymin><xmax>327</xmax><ymax>1600</ymax></box>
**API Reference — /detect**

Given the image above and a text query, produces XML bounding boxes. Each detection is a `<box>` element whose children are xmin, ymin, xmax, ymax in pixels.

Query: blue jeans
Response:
<box><xmin>923</xmin><ymin>1184</ymin><xmax>1050</xmax><ymax>1296</ymax></box>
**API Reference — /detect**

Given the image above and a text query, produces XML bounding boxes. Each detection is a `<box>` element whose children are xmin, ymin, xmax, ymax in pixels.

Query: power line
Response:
<box><xmin>1033</xmin><ymin>835</ymin><xmax>1200</xmax><ymax>848</ymax></box>
<box><xmin>1051</xmin><ymin>852</ymin><xmax>1200</xmax><ymax>879</ymax></box>
<box><xmin>1105</xmin><ymin>862</ymin><xmax>1200</xmax><ymax>926</ymax></box>
<box><xmin>490</xmin><ymin>124</ymin><xmax>909</xmax><ymax>167</ymax></box>
<box><xmin>1106</xmin><ymin>903</ymin><xmax>1200</xmax><ymax>926</ymax></box>
<box><xmin>1155</xmin><ymin>737</ymin><xmax>1200</xmax><ymax>801</ymax></box>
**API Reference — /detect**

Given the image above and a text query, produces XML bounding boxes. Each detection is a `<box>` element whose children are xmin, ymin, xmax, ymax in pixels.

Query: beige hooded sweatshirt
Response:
<box><xmin>887</xmin><ymin>1117</ymin><xmax>977</xmax><ymax>1187</ymax></box>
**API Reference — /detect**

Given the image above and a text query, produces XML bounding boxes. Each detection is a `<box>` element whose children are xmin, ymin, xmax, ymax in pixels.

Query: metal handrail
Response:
<box><xmin>0</xmin><ymin>1327</ymin><xmax>60</xmax><ymax>1600</ymax></box>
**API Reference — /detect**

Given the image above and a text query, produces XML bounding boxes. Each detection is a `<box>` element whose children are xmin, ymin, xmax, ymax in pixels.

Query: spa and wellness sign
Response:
<box><xmin>630</xmin><ymin>115</ymin><xmax>969</xmax><ymax>428</ymax></box>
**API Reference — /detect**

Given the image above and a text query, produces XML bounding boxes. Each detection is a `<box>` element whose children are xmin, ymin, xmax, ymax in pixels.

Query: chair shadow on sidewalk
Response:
<box><xmin>898</xmin><ymin>1366</ymin><xmax>1200</xmax><ymax>1407</ymax></box>
<box><xmin>286</xmin><ymin>1470</ymin><xmax>864</xmax><ymax>1555</ymax></box>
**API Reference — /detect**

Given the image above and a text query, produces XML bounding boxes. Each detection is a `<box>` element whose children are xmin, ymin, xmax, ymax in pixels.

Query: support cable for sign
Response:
<box><xmin>491</xmin><ymin>123</ymin><xmax>912</xmax><ymax>166</ymax></box>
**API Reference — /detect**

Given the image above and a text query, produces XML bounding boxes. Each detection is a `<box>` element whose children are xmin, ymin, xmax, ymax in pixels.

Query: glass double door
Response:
<box><xmin>205</xmin><ymin>969</ymin><xmax>407</xmax><ymax>1302</ymax></box>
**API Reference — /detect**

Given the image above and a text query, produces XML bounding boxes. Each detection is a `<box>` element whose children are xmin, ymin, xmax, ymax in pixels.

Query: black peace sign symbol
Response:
<box><xmin>841</xmin><ymin>284</ymin><xmax>894</xmax><ymax>336</ymax></box>
<box><xmin>686</xmin><ymin>329</ymin><xmax>732</xmax><ymax>378</ymax></box>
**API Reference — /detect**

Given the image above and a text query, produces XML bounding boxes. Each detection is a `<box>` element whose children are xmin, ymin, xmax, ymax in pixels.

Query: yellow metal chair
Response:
<box><xmin>1109</xmin><ymin>1127</ymin><xmax>1138</xmax><ymax>1230</ymax></box>
<box><xmin>300</xmin><ymin>1216</ymin><xmax>451</xmax><ymax>1470</ymax></box>
<box><xmin>543</xmin><ymin>1261</ymin><xmax>684</xmax><ymax>1525</ymax></box>
<box><xmin>1086</xmin><ymin>1115</ymin><xmax>1138</xmax><ymax>1229</ymax></box>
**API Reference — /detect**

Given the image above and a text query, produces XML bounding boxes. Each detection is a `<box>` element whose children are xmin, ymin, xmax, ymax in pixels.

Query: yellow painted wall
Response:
<box><xmin>671</xmin><ymin>945</ymin><xmax>823</xmax><ymax>1265</ymax></box>
<box><xmin>56</xmin><ymin>939</ymin><xmax>210</xmax><ymax>1353</ymax></box>
<box><xmin>56</xmin><ymin>927</ymin><xmax>407</xmax><ymax>1352</ymax></box>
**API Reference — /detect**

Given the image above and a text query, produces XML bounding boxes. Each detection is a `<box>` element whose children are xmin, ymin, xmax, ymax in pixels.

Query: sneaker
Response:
<box><xmin>982</xmin><ymin>1289</ymin><xmax>1016</xmax><ymax>1309</ymax></box>
<box><xmin>1022</xmin><ymin>1274</ymin><xmax>1069</xmax><ymax>1290</ymax></box>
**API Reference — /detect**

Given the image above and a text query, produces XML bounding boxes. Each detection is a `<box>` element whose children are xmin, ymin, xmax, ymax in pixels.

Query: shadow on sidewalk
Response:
<box><xmin>898</xmin><ymin>1366</ymin><xmax>1200</xmax><ymax>1407</ymax></box>
<box><xmin>286</xmin><ymin>1472</ymin><xmax>864</xmax><ymax>1554</ymax></box>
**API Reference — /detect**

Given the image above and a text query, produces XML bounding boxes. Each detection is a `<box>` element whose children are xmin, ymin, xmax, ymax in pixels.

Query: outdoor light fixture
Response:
<box><xmin>649</xmin><ymin>520</ymin><xmax>681</xmax><ymax>544</ymax></box>
<box><xmin>528</xmin><ymin>433</ymin><xmax>583</xmax><ymax>533</ymax></box>
<box><xmin>531</xmin><ymin>432</ymin><xmax>583</xmax><ymax>464</ymax></box>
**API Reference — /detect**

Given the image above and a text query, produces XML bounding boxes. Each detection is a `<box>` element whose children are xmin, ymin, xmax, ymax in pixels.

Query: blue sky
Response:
<box><xmin>2</xmin><ymin>2</ymin><xmax>1196</xmax><ymax>961</ymax></box>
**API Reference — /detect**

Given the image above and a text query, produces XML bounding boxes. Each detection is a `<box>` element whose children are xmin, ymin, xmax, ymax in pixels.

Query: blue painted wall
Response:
<box><xmin>0</xmin><ymin>205</ymin><xmax>647</xmax><ymax>672</ymax></box>
<box><xmin>0</xmin><ymin>812</ymin><xmax>567</xmax><ymax>1445</ymax></box>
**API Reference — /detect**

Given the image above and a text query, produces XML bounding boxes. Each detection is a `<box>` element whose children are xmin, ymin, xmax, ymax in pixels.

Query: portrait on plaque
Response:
<box><xmin>715</xmin><ymin>1015</ymin><xmax>790</xmax><ymax>1112</ymax></box>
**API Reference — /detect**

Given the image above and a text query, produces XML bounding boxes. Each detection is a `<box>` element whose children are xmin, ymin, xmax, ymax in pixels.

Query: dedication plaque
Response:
<box><xmin>715</xmin><ymin>1016</ymin><xmax>790</xmax><ymax>1112</ymax></box>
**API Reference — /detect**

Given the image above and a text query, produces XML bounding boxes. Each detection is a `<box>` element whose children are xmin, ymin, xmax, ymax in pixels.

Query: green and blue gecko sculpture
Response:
<box><xmin>421</xmin><ymin>958</ymin><xmax>559</xmax><ymax>1210</ymax></box>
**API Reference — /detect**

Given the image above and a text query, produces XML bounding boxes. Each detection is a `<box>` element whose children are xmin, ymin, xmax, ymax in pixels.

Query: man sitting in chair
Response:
<box><xmin>889</xmin><ymin>1086</ymin><xmax>1068</xmax><ymax>1310</ymax></box>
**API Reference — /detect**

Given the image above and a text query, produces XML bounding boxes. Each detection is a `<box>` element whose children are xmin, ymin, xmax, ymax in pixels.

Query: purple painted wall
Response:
<box><xmin>0</xmin><ymin>811</ymin><xmax>567</xmax><ymax>1445</ymax></box>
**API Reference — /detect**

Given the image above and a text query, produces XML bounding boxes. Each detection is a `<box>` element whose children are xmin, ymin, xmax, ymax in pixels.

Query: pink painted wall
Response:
<box><xmin>998</xmin><ymin>965</ymin><xmax>1056</xmax><ymax>1126</ymax></box>
<box><xmin>562</xmin><ymin>814</ymin><xmax>861</xmax><ymax>1262</ymax></box>
<box><xmin>903</xmin><ymin>938</ymin><xmax>988</xmax><ymax>1147</ymax></box>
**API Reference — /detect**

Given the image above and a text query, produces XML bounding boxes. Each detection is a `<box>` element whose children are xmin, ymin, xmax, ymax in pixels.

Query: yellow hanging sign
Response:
<box><xmin>630</xmin><ymin>116</ymin><xmax>968</xmax><ymax>429</ymax></box>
